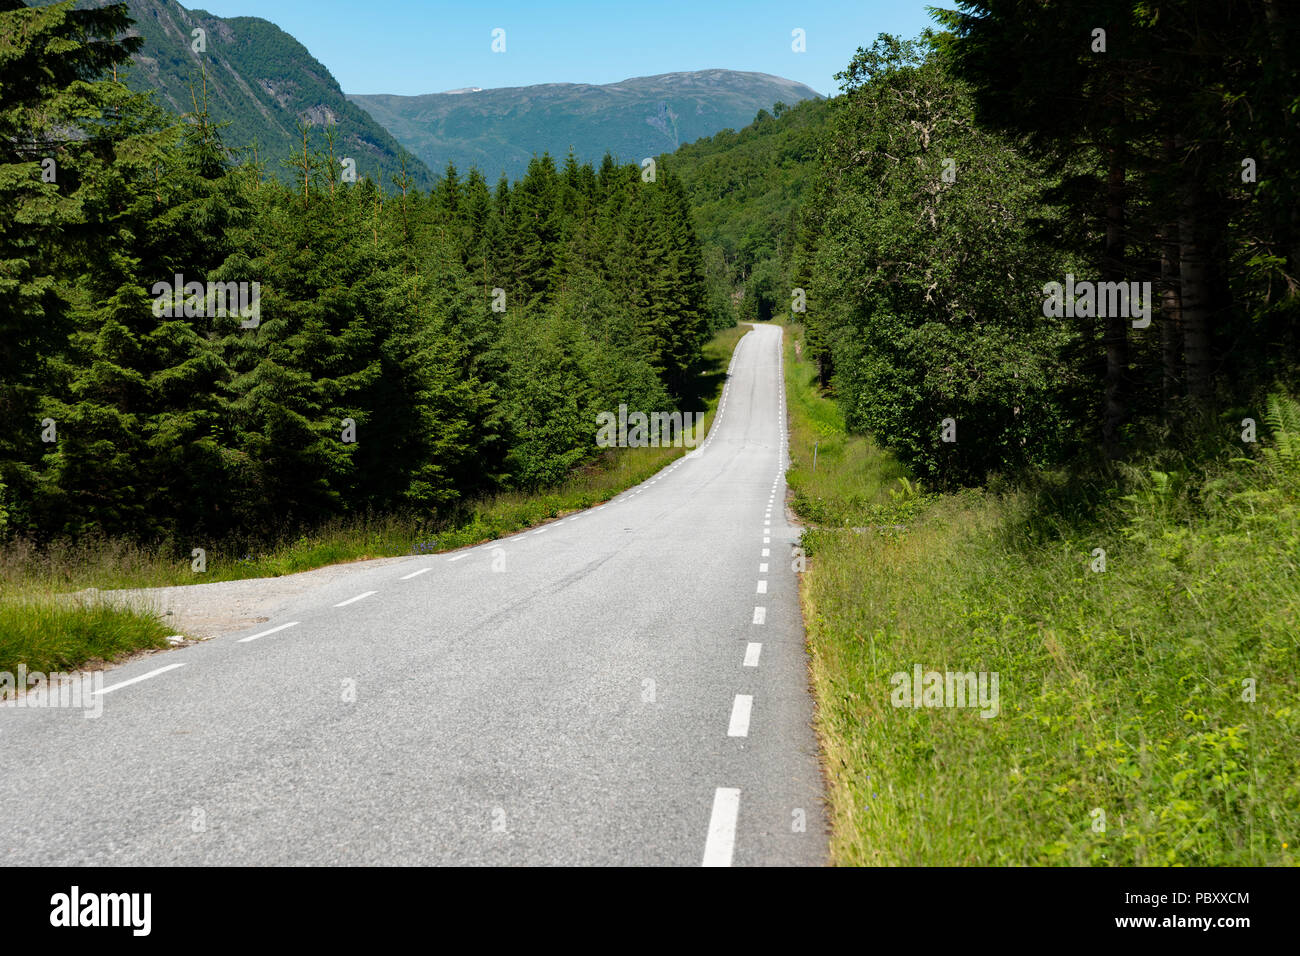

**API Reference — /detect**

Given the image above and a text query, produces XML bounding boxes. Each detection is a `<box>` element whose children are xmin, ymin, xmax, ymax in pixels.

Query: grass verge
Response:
<box><xmin>0</xmin><ymin>596</ymin><xmax>173</xmax><ymax>679</ymax></box>
<box><xmin>782</xmin><ymin>320</ymin><xmax>1300</xmax><ymax>866</ymax></box>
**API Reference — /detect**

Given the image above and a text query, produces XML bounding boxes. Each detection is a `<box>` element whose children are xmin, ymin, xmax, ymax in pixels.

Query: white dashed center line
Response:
<box><xmin>727</xmin><ymin>695</ymin><xmax>754</xmax><ymax>737</ymax></box>
<box><xmin>400</xmin><ymin>567</ymin><xmax>432</xmax><ymax>579</ymax></box>
<box><xmin>752</xmin><ymin>606</ymin><xmax>766</xmax><ymax>624</ymax></box>
<box><xmin>334</xmin><ymin>591</ymin><xmax>375</xmax><ymax>608</ymax></box>
<box><xmin>744</xmin><ymin>643</ymin><xmax>762</xmax><ymax>667</ymax></box>
<box><xmin>94</xmin><ymin>662</ymin><xmax>186</xmax><ymax>695</ymax></box>
<box><xmin>702</xmin><ymin>788</ymin><xmax>741</xmax><ymax>867</ymax></box>
<box><xmin>238</xmin><ymin>621</ymin><xmax>300</xmax><ymax>643</ymax></box>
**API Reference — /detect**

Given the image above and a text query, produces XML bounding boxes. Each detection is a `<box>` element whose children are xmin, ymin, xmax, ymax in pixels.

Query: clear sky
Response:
<box><xmin>193</xmin><ymin>1</ymin><xmax>940</xmax><ymax>97</ymax></box>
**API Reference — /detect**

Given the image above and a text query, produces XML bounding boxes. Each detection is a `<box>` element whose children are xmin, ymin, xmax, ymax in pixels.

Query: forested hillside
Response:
<box><xmin>662</xmin><ymin>96</ymin><xmax>833</xmax><ymax>325</ymax></box>
<box><xmin>660</xmin><ymin>97</ymin><xmax>832</xmax><ymax>321</ymax></box>
<box><xmin>30</xmin><ymin>0</ymin><xmax>434</xmax><ymax>189</ymax></box>
<box><xmin>351</xmin><ymin>70</ymin><xmax>821</xmax><ymax>185</ymax></box>
<box><xmin>0</xmin><ymin>0</ymin><xmax>711</xmax><ymax>547</ymax></box>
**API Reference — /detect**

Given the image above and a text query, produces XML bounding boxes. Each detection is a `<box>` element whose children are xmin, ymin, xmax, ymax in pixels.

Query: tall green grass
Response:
<box><xmin>783</xmin><ymin>321</ymin><xmax>1300</xmax><ymax>866</ymax></box>
<box><xmin>783</xmin><ymin>325</ymin><xmax>909</xmax><ymax>528</ymax></box>
<box><xmin>0</xmin><ymin>596</ymin><xmax>173</xmax><ymax>679</ymax></box>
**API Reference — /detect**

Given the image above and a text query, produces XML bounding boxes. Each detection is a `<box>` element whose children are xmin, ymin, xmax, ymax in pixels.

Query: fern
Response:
<box><xmin>1261</xmin><ymin>391</ymin><xmax>1300</xmax><ymax>472</ymax></box>
<box><xmin>889</xmin><ymin>476</ymin><xmax>923</xmax><ymax>501</ymax></box>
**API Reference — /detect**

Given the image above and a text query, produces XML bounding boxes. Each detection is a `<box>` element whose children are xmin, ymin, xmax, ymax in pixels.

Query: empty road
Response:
<box><xmin>0</xmin><ymin>323</ymin><xmax>826</xmax><ymax>866</ymax></box>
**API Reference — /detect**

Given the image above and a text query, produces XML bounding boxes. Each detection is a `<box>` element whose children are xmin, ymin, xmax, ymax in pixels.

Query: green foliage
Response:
<box><xmin>0</xmin><ymin>325</ymin><xmax>744</xmax><ymax>594</ymax></box>
<box><xmin>798</xmin><ymin>35</ymin><xmax>1075</xmax><ymax>484</ymax></box>
<box><xmin>949</xmin><ymin>0</ymin><xmax>1300</xmax><ymax>434</ymax></box>
<box><xmin>786</xmin><ymin>333</ymin><xmax>1300</xmax><ymax>866</ymax></box>
<box><xmin>782</xmin><ymin>323</ymin><xmax>910</xmax><ymax>527</ymax></box>
<box><xmin>1260</xmin><ymin>392</ymin><xmax>1300</xmax><ymax>472</ymax></box>
<box><xmin>666</xmin><ymin>96</ymin><xmax>834</xmax><ymax>329</ymax></box>
<box><xmin>0</xmin><ymin>0</ymin><xmax>142</xmax><ymax>529</ymax></box>
<box><xmin>0</xmin><ymin>591</ymin><xmax>172</xmax><ymax>677</ymax></box>
<box><xmin>0</xmin><ymin>1</ymin><xmax>720</xmax><ymax>559</ymax></box>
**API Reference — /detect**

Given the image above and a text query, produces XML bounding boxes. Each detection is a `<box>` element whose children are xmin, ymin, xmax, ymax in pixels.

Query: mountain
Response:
<box><xmin>665</xmin><ymin>96</ymin><xmax>833</xmax><ymax>277</ymax></box>
<box><xmin>349</xmin><ymin>70</ymin><xmax>822</xmax><ymax>182</ymax></box>
<box><xmin>40</xmin><ymin>0</ymin><xmax>435</xmax><ymax>189</ymax></box>
<box><xmin>662</xmin><ymin>96</ymin><xmax>835</xmax><ymax>323</ymax></box>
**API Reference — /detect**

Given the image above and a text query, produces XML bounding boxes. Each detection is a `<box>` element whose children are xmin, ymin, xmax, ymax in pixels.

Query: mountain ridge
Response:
<box><xmin>349</xmin><ymin>69</ymin><xmax>822</xmax><ymax>182</ymax></box>
<box><xmin>37</xmin><ymin>0</ymin><xmax>436</xmax><ymax>188</ymax></box>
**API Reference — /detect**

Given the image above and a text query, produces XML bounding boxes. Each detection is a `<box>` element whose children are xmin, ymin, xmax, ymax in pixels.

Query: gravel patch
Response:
<box><xmin>85</xmin><ymin>555</ymin><xmax>416</xmax><ymax>640</ymax></box>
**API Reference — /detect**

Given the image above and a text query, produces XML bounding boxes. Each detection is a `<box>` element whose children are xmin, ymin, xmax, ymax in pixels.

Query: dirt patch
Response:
<box><xmin>84</xmin><ymin>554</ymin><xmax>414</xmax><ymax>640</ymax></box>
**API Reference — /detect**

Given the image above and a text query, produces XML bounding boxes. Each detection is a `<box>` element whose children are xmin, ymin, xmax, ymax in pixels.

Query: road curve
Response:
<box><xmin>0</xmin><ymin>323</ymin><xmax>827</xmax><ymax>866</ymax></box>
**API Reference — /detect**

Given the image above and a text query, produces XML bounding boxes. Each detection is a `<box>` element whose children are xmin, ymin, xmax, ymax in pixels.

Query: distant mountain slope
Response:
<box><xmin>662</xmin><ymin>95</ymin><xmax>836</xmax><ymax>323</ymax></box>
<box><xmin>664</xmin><ymin>96</ymin><xmax>833</xmax><ymax>269</ymax></box>
<box><xmin>40</xmin><ymin>0</ymin><xmax>434</xmax><ymax>189</ymax></box>
<box><xmin>349</xmin><ymin>70</ymin><xmax>821</xmax><ymax>182</ymax></box>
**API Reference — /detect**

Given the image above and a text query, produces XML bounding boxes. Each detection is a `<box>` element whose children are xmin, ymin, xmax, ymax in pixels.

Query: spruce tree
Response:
<box><xmin>0</xmin><ymin>0</ymin><xmax>141</xmax><ymax>532</ymax></box>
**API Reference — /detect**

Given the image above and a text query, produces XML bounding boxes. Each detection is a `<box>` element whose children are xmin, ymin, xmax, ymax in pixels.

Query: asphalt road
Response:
<box><xmin>0</xmin><ymin>323</ymin><xmax>827</xmax><ymax>866</ymax></box>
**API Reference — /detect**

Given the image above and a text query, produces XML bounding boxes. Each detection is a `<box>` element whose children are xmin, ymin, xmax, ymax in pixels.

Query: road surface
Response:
<box><xmin>0</xmin><ymin>323</ymin><xmax>826</xmax><ymax>866</ymax></box>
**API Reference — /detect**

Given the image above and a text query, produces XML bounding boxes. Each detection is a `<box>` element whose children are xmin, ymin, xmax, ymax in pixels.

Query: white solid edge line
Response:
<box><xmin>334</xmin><ymin>591</ymin><xmax>376</xmax><ymax>608</ymax></box>
<box><xmin>744</xmin><ymin>642</ymin><xmax>762</xmax><ymax>667</ymax></box>
<box><xmin>753</xmin><ymin>606</ymin><xmax>766</xmax><ymax>624</ymax></box>
<box><xmin>702</xmin><ymin>788</ymin><xmax>741</xmax><ymax>867</ymax></box>
<box><xmin>400</xmin><ymin>567</ymin><xmax>433</xmax><ymax>579</ymax></box>
<box><xmin>237</xmin><ymin>621</ymin><xmax>300</xmax><ymax>643</ymax></box>
<box><xmin>728</xmin><ymin>694</ymin><xmax>754</xmax><ymax>737</ymax></box>
<box><xmin>95</xmin><ymin>662</ymin><xmax>187</xmax><ymax>695</ymax></box>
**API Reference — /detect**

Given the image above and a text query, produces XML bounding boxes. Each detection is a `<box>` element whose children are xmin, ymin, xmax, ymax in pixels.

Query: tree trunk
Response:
<box><xmin>1102</xmin><ymin>148</ymin><xmax>1127</xmax><ymax>453</ymax></box>
<box><xmin>1262</xmin><ymin>0</ymin><xmax>1300</xmax><ymax>285</ymax></box>
<box><xmin>1178</xmin><ymin>176</ymin><xmax>1212</xmax><ymax>402</ymax></box>
<box><xmin>1160</xmin><ymin>138</ymin><xmax>1182</xmax><ymax>411</ymax></box>
<box><xmin>1161</xmin><ymin>228</ymin><xmax>1182</xmax><ymax>409</ymax></box>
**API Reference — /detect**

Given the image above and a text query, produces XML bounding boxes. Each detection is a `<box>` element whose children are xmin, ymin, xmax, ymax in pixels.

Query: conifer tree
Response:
<box><xmin>0</xmin><ymin>0</ymin><xmax>141</xmax><ymax>532</ymax></box>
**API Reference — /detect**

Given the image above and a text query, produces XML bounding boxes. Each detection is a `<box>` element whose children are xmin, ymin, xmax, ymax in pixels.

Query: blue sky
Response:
<box><xmin>194</xmin><ymin>1</ymin><xmax>940</xmax><ymax>97</ymax></box>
